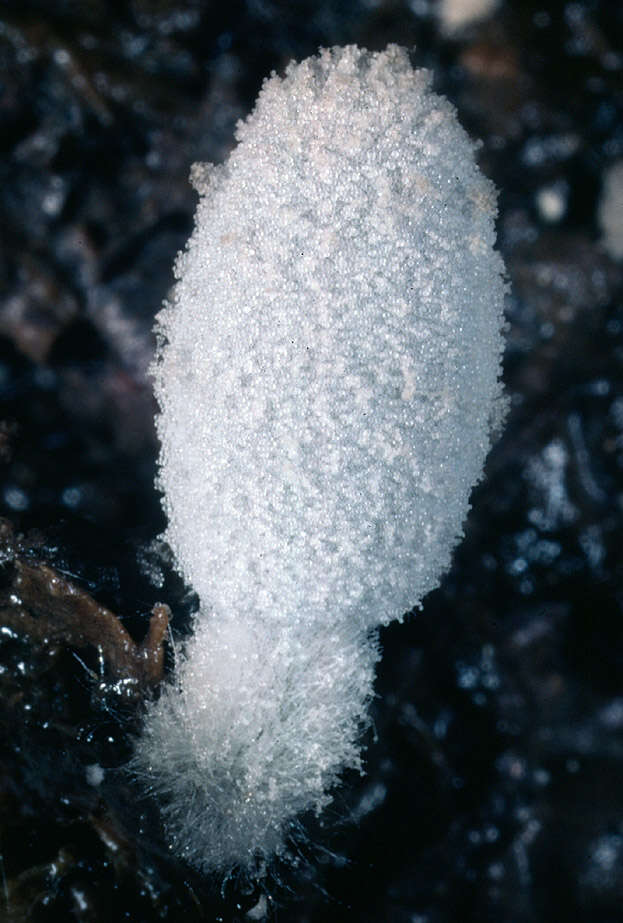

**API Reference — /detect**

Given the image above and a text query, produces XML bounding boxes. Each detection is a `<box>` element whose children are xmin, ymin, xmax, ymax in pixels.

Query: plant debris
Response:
<box><xmin>0</xmin><ymin>519</ymin><xmax>168</xmax><ymax>692</ymax></box>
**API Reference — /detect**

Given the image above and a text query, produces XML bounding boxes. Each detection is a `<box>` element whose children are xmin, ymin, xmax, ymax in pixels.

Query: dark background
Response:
<box><xmin>1</xmin><ymin>0</ymin><xmax>622</xmax><ymax>920</ymax></box>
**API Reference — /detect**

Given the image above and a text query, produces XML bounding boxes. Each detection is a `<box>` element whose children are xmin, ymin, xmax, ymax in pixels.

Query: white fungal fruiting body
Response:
<box><xmin>137</xmin><ymin>45</ymin><xmax>506</xmax><ymax>873</ymax></box>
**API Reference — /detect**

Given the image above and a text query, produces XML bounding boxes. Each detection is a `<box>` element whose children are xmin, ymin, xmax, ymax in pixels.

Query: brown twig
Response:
<box><xmin>0</xmin><ymin>556</ymin><xmax>168</xmax><ymax>690</ymax></box>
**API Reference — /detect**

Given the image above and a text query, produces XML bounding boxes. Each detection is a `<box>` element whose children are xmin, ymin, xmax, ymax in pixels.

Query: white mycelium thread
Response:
<box><xmin>136</xmin><ymin>44</ymin><xmax>506</xmax><ymax>873</ymax></box>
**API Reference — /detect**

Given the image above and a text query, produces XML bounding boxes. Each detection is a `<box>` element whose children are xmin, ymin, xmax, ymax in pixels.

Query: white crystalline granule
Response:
<box><xmin>136</xmin><ymin>44</ymin><xmax>506</xmax><ymax>873</ymax></box>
